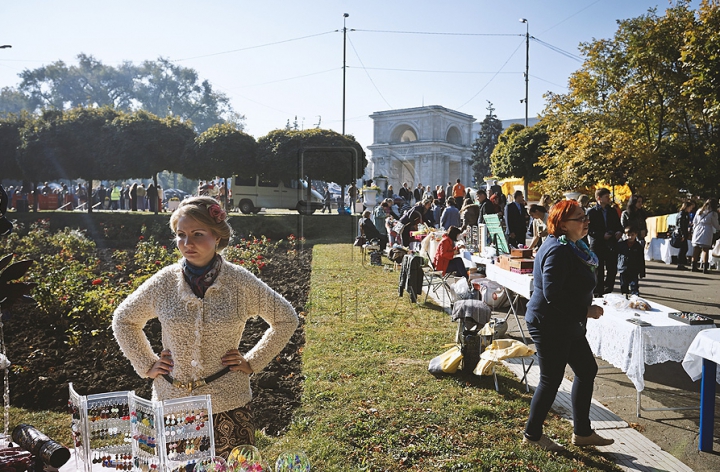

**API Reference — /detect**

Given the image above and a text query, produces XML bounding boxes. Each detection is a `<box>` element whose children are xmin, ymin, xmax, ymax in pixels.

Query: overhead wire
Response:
<box><xmin>455</xmin><ymin>38</ymin><xmax>525</xmax><ymax>110</ymax></box>
<box><xmin>172</xmin><ymin>30</ymin><xmax>337</xmax><ymax>62</ymax></box>
<box><xmin>227</xmin><ymin>68</ymin><xmax>339</xmax><ymax>89</ymax></box>
<box><xmin>539</xmin><ymin>0</ymin><xmax>603</xmax><ymax>35</ymax></box>
<box><xmin>347</xmin><ymin>35</ymin><xmax>393</xmax><ymax>109</ymax></box>
<box><xmin>353</xmin><ymin>29</ymin><xmax>521</xmax><ymax>37</ymax></box>
<box><xmin>355</xmin><ymin>66</ymin><xmax>521</xmax><ymax>74</ymax></box>
<box><xmin>531</xmin><ymin>37</ymin><xmax>583</xmax><ymax>62</ymax></box>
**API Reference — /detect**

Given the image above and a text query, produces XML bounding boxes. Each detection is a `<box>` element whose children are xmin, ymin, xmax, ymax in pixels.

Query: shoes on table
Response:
<box><xmin>522</xmin><ymin>434</ymin><xmax>566</xmax><ymax>452</ymax></box>
<box><xmin>572</xmin><ymin>430</ymin><xmax>614</xmax><ymax>447</ymax></box>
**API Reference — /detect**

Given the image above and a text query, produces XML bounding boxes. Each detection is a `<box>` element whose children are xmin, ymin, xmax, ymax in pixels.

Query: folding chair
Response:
<box><xmin>422</xmin><ymin>258</ymin><xmax>455</xmax><ymax>304</ymax></box>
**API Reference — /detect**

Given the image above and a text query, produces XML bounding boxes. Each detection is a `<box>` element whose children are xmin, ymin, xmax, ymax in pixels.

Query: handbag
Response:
<box><xmin>669</xmin><ymin>230</ymin><xmax>684</xmax><ymax>249</ymax></box>
<box><xmin>428</xmin><ymin>344</ymin><xmax>463</xmax><ymax>374</ymax></box>
<box><xmin>353</xmin><ymin>235</ymin><xmax>366</xmax><ymax>247</ymax></box>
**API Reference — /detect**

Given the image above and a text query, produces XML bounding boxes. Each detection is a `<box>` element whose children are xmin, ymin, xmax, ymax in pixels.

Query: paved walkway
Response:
<box><xmin>422</xmin><ymin>263</ymin><xmax>720</xmax><ymax>472</ymax></box>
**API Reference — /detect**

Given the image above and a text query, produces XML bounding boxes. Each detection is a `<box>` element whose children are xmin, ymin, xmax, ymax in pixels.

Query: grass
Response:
<box><xmin>5</xmin><ymin>242</ymin><xmax>621</xmax><ymax>471</ymax></box>
<box><xmin>256</xmin><ymin>244</ymin><xmax>621</xmax><ymax>471</ymax></box>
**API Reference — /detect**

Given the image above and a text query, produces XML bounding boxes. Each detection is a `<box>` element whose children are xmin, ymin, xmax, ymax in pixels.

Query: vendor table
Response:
<box><xmin>645</xmin><ymin>237</ymin><xmax>691</xmax><ymax>264</ymax></box>
<box><xmin>472</xmin><ymin>258</ymin><xmax>533</xmax><ymax>344</ymax></box>
<box><xmin>586</xmin><ymin>298</ymin><xmax>715</xmax><ymax>417</ymax></box>
<box><xmin>682</xmin><ymin>329</ymin><xmax>720</xmax><ymax>452</ymax></box>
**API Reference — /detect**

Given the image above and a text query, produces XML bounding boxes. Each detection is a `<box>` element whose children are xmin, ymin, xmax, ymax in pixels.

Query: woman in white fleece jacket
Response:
<box><xmin>112</xmin><ymin>196</ymin><xmax>298</xmax><ymax>456</ymax></box>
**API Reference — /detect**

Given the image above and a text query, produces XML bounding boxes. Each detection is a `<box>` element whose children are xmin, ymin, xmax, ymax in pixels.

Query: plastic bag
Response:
<box><xmin>477</xmin><ymin>279</ymin><xmax>509</xmax><ymax>309</ymax></box>
<box><xmin>603</xmin><ymin>293</ymin><xmax>630</xmax><ymax>310</ymax></box>
<box><xmin>428</xmin><ymin>344</ymin><xmax>463</xmax><ymax>374</ymax></box>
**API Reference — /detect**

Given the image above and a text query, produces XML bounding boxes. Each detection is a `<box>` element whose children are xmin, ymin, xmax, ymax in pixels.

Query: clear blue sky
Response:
<box><xmin>0</xmin><ymin>1</ymin><xmax>698</xmax><ymax>150</ymax></box>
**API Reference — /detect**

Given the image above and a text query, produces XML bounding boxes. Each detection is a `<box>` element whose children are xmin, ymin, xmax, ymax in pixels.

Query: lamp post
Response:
<box><xmin>342</xmin><ymin>13</ymin><xmax>349</xmax><ymax>136</ymax></box>
<box><xmin>520</xmin><ymin>18</ymin><xmax>529</xmax><ymax>128</ymax></box>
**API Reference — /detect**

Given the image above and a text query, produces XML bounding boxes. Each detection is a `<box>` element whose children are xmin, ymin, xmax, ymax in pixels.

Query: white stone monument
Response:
<box><xmin>367</xmin><ymin>106</ymin><xmax>475</xmax><ymax>198</ymax></box>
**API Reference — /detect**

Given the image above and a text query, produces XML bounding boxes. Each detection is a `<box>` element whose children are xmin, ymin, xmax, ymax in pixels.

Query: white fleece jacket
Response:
<box><xmin>112</xmin><ymin>260</ymin><xmax>298</xmax><ymax>414</ymax></box>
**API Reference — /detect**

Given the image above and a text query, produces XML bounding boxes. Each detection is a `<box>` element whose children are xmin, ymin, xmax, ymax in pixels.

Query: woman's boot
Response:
<box><xmin>703</xmin><ymin>262</ymin><xmax>709</xmax><ymax>274</ymax></box>
<box><xmin>692</xmin><ymin>261</ymin><xmax>699</xmax><ymax>272</ymax></box>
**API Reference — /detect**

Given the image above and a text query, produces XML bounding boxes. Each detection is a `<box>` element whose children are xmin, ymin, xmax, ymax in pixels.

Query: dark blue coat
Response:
<box><xmin>617</xmin><ymin>239</ymin><xmax>646</xmax><ymax>277</ymax></box>
<box><xmin>525</xmin><ymin>235</ymin><xmax>596</xmax><ymax>337</ymax></box>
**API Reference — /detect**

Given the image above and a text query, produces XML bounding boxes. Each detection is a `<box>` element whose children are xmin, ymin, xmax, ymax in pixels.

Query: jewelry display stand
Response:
<box><xmin>69</xmin><ymin>384</ymin><xmax>214</xmax><ymax>472</ymax></box>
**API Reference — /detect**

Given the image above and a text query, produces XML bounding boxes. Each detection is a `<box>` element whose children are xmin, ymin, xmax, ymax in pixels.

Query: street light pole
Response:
<box><xmin>342</xmin><ymin>13</ymin><xmax>349</xmax><ymax>136</ymax></box>
<box><xmin>520</xmin><ymin>18</ymin><xmax>529</xmax><ymax>128</ymax></box>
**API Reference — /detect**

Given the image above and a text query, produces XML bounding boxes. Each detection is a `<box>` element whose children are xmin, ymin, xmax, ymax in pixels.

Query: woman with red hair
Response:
<box><xmin>522</xmin><ymin>199</ymin><xmax>613</xmax><ymax>451</ymax></box>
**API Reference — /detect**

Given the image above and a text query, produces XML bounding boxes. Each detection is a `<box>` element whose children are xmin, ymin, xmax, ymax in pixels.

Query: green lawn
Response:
<box><xmin>257</xmin><ymin>244</ymin><xmax>621</xmax><ymax>471</ymax></box>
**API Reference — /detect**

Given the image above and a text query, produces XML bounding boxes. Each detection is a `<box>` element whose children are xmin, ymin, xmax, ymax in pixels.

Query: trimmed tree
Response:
<box><xmin>191</xmin><ymin>123</ymin><xmax>258</xmax><ymax>210</ymax></box>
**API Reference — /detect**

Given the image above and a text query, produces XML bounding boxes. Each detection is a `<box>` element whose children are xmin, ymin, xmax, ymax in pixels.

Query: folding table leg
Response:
<box><xmin>501</xmin><ymin>289</ymin><xmax>528</xmax><ymax>344</ymax></box>
<box><xmin>699</xmin><ymin>358</ymin><xmax>717</xmax><ymax>452</ymax></box>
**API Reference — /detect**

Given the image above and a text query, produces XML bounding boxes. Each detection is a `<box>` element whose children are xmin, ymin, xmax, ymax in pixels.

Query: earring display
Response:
<box><xmin>69</xmin><ymin>383</ymin><xmax>214</xmax><ymax>472</ymax></box>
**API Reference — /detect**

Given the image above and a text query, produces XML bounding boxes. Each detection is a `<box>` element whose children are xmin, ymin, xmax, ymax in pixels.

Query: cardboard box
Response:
<box><xmin>511</xmin><ymin>248</ymin><xmax>533</xmax><ymax>258</ymax></box>
<box><xmin>498</xmin><ymin>254</ymin><xmax>513</xmax><ymax>270</ymax></box>
<box><xmin>509</xmin><ymin>258</ymin><xmax>534</xmax><ymax>273</ymax></box>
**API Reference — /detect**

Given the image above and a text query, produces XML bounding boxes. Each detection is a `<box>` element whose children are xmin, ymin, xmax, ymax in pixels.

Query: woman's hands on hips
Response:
<box><xmin>587</xmin><ymin>305</ymin><xmax>604</xmax><ymax>319</ymax></box>
<box><xmin>222</xmin><ymin>349</ymin><xmax>253</xmax><ymax>374</ymax></box>
<box><xmin>146</xmin><ymin>350</ymin><xmax>174</xmax><ymax>379</ymax></box>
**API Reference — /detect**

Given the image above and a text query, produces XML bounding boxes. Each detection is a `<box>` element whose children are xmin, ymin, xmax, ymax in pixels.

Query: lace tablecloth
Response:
<box><xmin>585</xmin><ymin>298</ymin><xmax>716</xmax><ymax>391</ymax></box>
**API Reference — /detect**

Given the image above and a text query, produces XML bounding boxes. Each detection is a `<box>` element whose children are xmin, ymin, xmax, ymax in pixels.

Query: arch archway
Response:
<box><xmin>390</xmin><ymin>124</ymin><xmax>418</xmax><ymax>143</ymax></box>
<box><xmin>446</xmin><ymin>126</ymin><xmax>462</xmax><ymax>145</ymax></box>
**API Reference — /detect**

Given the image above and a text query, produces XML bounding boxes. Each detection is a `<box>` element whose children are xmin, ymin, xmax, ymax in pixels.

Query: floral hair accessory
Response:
<box><xmin>208</xmin><ymin>204</ymin><xmax>227</xmax><ymax>223</ymax></box>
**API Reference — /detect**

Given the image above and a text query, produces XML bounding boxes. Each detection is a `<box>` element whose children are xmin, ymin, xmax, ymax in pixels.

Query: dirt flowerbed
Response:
<box><xmin>1</xmin><ymin>246</ymin><xmax>311</xmax><ymax>436</ymax></box>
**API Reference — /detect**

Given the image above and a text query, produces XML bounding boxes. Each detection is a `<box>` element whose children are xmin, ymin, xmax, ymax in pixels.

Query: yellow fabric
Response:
<box><xmin>439</xmin><ymin>344</ymin><xmax>463</xmax><ymax>374</ymax></box>
<box><xmin>645</xmin><ymin>214</ymin><xmax>669</xmax><ymax>239</ymax></box>
<box><xmin>474</xmin><ymin>339</ymin><xmax>535</xmax><ymax>376</ymax></box>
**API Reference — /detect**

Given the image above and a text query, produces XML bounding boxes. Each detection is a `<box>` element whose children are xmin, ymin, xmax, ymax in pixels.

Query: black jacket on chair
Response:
<box><xmin>398</xmin><ymin>254</ymin><xmax>424</xmax><ymax>303</ymax></box>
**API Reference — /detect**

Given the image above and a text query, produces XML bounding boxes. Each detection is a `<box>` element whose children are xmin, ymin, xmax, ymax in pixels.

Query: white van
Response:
<box><xmin>230</xmin><ymin>175</ymin><xmax>324</xmax><ymax>215</ymax></box>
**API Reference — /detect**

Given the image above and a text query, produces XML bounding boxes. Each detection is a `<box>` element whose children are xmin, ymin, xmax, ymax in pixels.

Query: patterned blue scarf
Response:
<box><xmin>557</xmin><ymin>236</ymin><xmax>598</xmax><ymax>272</ymax></box>
<box><xmin>181</xmin><ymin>254</ymin><xmax>222</xmax><ymax>298</ymax></box>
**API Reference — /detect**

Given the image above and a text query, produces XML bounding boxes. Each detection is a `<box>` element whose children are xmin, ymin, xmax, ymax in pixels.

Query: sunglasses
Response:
<box><xmin>566</xmin><ymin>215</ymin><xmax>590</xmax><ymax>222</ymax></box>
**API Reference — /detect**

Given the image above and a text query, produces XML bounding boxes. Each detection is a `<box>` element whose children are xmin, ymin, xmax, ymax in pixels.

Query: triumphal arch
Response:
<box><xmin>367</xmin><ymin>105</ymin><xmax>475</xmax><ymax>194</ymax></box>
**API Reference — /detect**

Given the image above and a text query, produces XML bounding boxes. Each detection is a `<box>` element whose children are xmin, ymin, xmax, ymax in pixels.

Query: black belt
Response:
<box><xmin>162</xmin><ymin>366</ymin><xmax>231</xmax><ymax>393</ymax></box>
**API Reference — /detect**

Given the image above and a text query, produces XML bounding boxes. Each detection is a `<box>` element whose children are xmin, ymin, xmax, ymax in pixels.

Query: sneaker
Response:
<box><xmin>522</xmin><ymin>434</ymin><xmax>566</xmax><ymax>452</ymax></box>
<box><xmin>572</xmin><ymin>431</ymin><xmax>614</xmax><ymax>447</ymax></box>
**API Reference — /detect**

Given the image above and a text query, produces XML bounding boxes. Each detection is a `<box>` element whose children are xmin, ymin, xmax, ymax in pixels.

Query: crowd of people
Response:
<box><xmin>2</xmin><ymin>181</ymin><xmax>174</xmax><ymax>212</ymax></box>
<box><xmin>357</xmin><ymin>177</ymin><xmax>720</xmax><ymax>297</ymax></box>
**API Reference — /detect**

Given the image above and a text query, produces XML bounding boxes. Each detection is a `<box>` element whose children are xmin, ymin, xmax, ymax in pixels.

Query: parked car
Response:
<box><xmin>230</xmin><ymin>175</ymin><xmax>324</xmax><ymax>215</ymax></box>
<box><xmin>163</xmin><ymin>188</ymin><xmax>190</xmax><ymax>203</ymax></box>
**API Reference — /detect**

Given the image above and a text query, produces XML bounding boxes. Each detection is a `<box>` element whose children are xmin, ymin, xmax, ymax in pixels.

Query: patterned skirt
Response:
<box><xmin>212</xmin><ymin>405</ymin><xmax>255</xmax><ymax>459</ymax></box>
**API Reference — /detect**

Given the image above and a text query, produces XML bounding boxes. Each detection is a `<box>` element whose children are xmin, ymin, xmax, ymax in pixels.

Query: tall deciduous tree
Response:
<box><xmin>0</xmin><ymin>114</ymin><xmax>29</xmax><ymax>180</ymax></box>
<box><xmin>191</xmin><ymin>124</ymin><xmax>258</xmax><ymax>209</ymax></box>
<box><xmin>471</xmin><ymin>101</ymin><xmax>503</xmax><ymax>185</ymax></box>
<box><xmin>20</xmin><ymin>107</ymin><xmax>121</xmax><ymax>212</ymax></box>
<box><xmin>257</xmin><ymin>129</ymin><xmax>366</xmax><ymax>212</ymax></box>
<box><xmin>191</xmin><ymin>124</ymin><xmax>258</xmax><ymax>180</ymax></box>
<box><xmin>537</xmin><ymin>1</ymin><xmax>710</xmax><ymax>209</ymax></box>
<box><xmin>6</xmin><ymin>54</ymin><xmax>242</xmax><ymax>133</ymax></box>
<box><xmin>257</xmin><ymin>129</ymin><xmax>366</xmax><ymax>185</ymax></box>
<box><xmin>0</xmin><ymin>87</ymin><xmax>31</xmax><ymax>118</ymax></box>
<box><xmin>491</xmin><ymin>123</ymin><xmax>548</xmax><ymax>198</ymax></box>
<box><xmin>107</xmin><ymin>110</ymin><xmax>196</xmax><ymax>213</ymax></box>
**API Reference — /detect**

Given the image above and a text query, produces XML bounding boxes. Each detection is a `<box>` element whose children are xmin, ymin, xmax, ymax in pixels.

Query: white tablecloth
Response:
<box><xmin>683</xmin><ymin>329</ymin><xmax>720</xmax><ymax>384</ymax></box>
<box><xmin>586</xmin><ymin>298</ymin><xmax>715</xmax><ymax>391</ymax></box>
<box><xmin>645</xmin><ymin>238</ymin><xmax>691</xmax><ymax>264</ymax></box>
<box><xmin>473</xmin><ymin>258</ymin><xmax>534</xmax><ymax>299</ymax></box>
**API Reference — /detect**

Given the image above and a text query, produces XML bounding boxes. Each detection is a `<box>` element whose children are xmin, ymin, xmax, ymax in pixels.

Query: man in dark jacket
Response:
<box><xmin>587</xmin><ymin>187</ymin><xmax>623</xmax><ymax>296</ymax></box>
<box><xmin>504</xmin><ymin>190</ymin><xmax>528</xmax><ymax>247</ymax></box>
<box><xmin>399</xmin><ymin>182</ymin><xmax>412</xmax><ymax>203</ymax></box>
<box><xmin>413</xmin><ymin>183</ymin><xmax>423</xmax><ymax>203</ymax></box>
